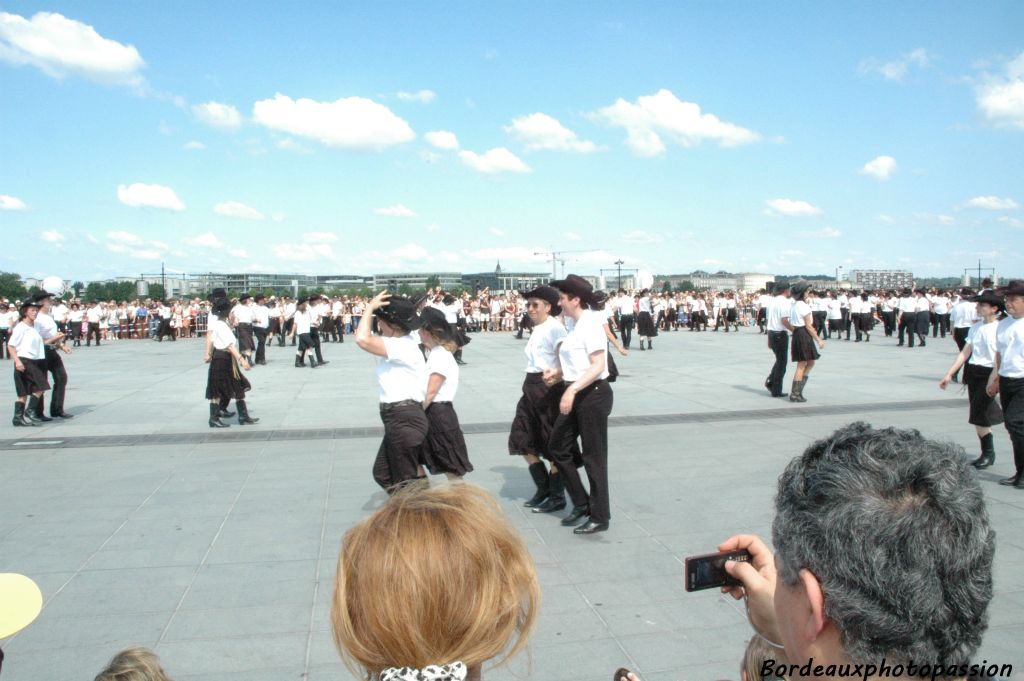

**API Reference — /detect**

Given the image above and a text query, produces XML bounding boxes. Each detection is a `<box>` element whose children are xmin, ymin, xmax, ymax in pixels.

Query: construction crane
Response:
<box><xmin>533</xmin><ymin>248</ymin><xmax>606</xmax><ymax>280</ymax></box>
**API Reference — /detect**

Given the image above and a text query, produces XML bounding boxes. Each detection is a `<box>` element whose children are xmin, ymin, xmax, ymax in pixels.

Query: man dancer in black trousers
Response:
<box><xmin>765</xmin><ymin>280</ymin><xmax>793</xmax><ymax>398</ymax></box>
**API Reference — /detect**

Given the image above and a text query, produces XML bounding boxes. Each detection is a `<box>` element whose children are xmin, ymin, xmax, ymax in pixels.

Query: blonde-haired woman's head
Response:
<box><xmin>742</xmin><ymin>636</ymin><xmax>788</xmax><ymax>681</ymax></box>
<box><xmin>332</xmin><ymin>482</ymin><xmax>539</xmax><ymax>680</ymax></box>
<box><xmin>94</xmin><ymin>647</ymin><xmax>172</xmax><ymax>681</ymax></box>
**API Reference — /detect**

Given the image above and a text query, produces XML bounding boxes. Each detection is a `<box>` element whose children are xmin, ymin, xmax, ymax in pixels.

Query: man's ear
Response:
<box><xmin>799</xmin><ymin>568</ymin><xmax>827</xmax><ymax>641</ymax></box>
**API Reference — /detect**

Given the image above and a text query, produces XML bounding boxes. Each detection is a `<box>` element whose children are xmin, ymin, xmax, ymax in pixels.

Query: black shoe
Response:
<box><xmin>524</xmin><ymin>462</ymin><xmax>550</xmax><ymax>507</ymax></box>
<box><xmin>970</xmin><ymin>455</ymin><xmax>993</xmax><ymax>469</ymax></box>
<box><xmin>295</xmin><ymin>357</ymin><xmax>305</xmax><ymax>368</ymax></box>
<box><xmin>53</xmin><ymin>412</ymin><xmax>74</xmax><ymax>419</ymax></box>
<box><xmin>532</xmin><ymin>493</ymin><xmax>566</xmax><ymax>513</ymax></box>
<box><xmin>998</xmin><ymin>474</ymin><xmax>1022</xmax><ymax>487</ymax></box>
<box><xmin>317</xmin><ymin>360</ymin><xmax>329</xmax><ymax>366</ymax></box>
<box><xmin>561</xmin><ymin>505</ymin><xmax>590</xmax><ymax>526</ymax></box>
<box><xmin>218</xmin><ymin>408</ymin><xmax>236</xmax><ymax>418</ymax></box>
<box><xmin>209</xmin><ymin>403</ymin><xmax>230</xmax><ymax>428</ymax></box>
<box><xmin>771</xmin><ymin>393</ymin><xmax>789</xmax><ymax>398</ymax></box>
<box><xmin>574</xmin><ymin>520</ymin><xmax>609</xmax><ymax>535</ymax></box>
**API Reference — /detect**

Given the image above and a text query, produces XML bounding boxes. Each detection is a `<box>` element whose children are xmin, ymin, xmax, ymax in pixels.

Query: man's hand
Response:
<box><xmin>987</xmin><ymin>375</ymin><xmax>999</xmax><ymax>397</ymax></box>
<box><xmin>542</xmin><ymin>367</ymin><xmax>562</xmax><ymax>386</ymax></box>
<box><xmin>718</xmin><ymin>534</ymin><xmax>782</xmax><ymax>644</ymax></box>
<box><xmin>559</xmin><ymin>386</ymin><xmax>576</xmax><ymax>415</ymax></box>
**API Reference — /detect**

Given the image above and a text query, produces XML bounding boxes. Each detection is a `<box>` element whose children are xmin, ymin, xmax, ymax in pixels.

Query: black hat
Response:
<box><xmin>1001</xmin><ymin>280</ymin><xmax>1024</xmax><ymax>297</ymax></box>
<box><xmin>208</xmin><ymin>288</ymin><xmax>227</xmax><ymax>302</ymax></box>
<box><xmin>19</xmin><ymin>300</ymin><xmax>40</xmax><ymax>311</ymax></box>
<box><xmin>970</xmin><ymin>291</ymin><xmax>1004</xmax><ymax>308</ymax></box>
<box><xmin>774</xmin><ymin>279</ymin><xmax>791</xmax><ymax>292</ymax></box>
<box><xmin>255</xmin><ymin>294</ymin><xmax>267</xmax><ymax>303</ymax></box>
<box><xmin>790</xmin><ymin>280</ymin><xmax>811</xmax><ymax>297</ymax></box>
<box><xmin>419</xmin><ymin>306</ymin><xmax>456</xmax><ymax>342</ymax></box>
<box><xmin>31</xmin><ymin>291</ymin><xmax>54</xmax><ymax>303</ymax></box>
<box><xmin>239</xmin><ymin>292</ymin><xmax>252</xmax><ymax>302</ymax></box>
<box><xmin>442</xmin><ymin>293</ymin><xmax>456</xmax><ymax>305</ymax></box>
<box><xmin>551</xmin><ymin>274</ymin><xmax>596</xmax><ymax>306</ymax></box>
<box><xmin>211</xmin><ymin>298</ymin><xmax>232</xmax><ymax>316</ymax></box>
<box><xmin>902</xmin><ymin>287</ymin><xmax>913</xmax><ymax>296</ymax></box>
<box><xmin>375</xmin><ymin>296</ymin><xmax>422</xmax><ymax>331</ymax></box>
<box><xmin>960</xmin><ymin>287</ymin><xmax>974</xmax><ymax>297</ymax></box>
<box><xmin>522</xmin><ymin>285</ymin><xmax>561</xmax><ymax>316</ymax></box>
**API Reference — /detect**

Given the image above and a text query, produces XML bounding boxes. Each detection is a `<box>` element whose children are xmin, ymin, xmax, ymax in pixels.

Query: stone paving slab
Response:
<box><xmin>0</xmin><ymin>328</ymin><xmax>1021</xmax><ymax>681</ymax></box>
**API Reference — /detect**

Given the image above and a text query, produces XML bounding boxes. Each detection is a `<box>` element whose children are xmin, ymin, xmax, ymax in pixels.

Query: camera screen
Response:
<box><xmin>685</xmin><ymin>550</ymin><xmax>749</xmax><ymax>591</ymax></box>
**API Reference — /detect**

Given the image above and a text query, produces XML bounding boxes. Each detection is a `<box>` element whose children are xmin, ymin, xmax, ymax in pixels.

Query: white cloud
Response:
<box><xmin>40</xmin><ymin>230</ymin><xmax>63</xmax><ymax>242</ymax></box>
<box><xmin>998</xmin><ymin>216</ymin><xmax>1024</xmax><ymax>228</ymax></box>
<box><xmin>183</xmin><ymin>140</ymin><xmax>206</xmax><ymax>150</ymax></box>
<box><xmin>106</xmin><ymin>244</ymin><xmax>160</xmax><ymax>259</ymax></box>
<box><xmin>117</xmin><ymin>183</ymin><xmax>185</xmax><ymax>211</ymax></box>
<box><xmin>565</xmin><ymin>231</ymin><xmax>582</xmax><ymax>241</ymax></box>
<box><xmin>878</xmin><ymin>214</ymin><xmax>895</xmax><ymax>224</ymax></box>
<box><xmin>765</xmin><ymin>198</ymin><xmax>823</xmax><ymax>217</ymax></box>
<box><xmin>975</xmin><ymin>51</ymin><xmax>1024</xmax><ymax>129</ymax></box>
<box><xmin>276</xmin><ymin>138</ymin><xmax>309</xmax><ymax>153</ymax></box>
<box><xmin>426</xmin><ymin>223</ymin><xmax>441</xmax><ymax>232</ymax></box>
<box><xmin>304</xmin><ymin>232</ymin><xmax>338</xmax><ymax>243</ymax></box>
<box><xmin>963</xmin><ymin>195</ymin><xmax>1020</xmax><ymax>210</ymax></box>
<box><xmin>0</xmin><ymin>11</ymin><xmax>145</xmax><ymax>86</ymax></box>
<box><xmin>424</xmin><ymin>130</ymin><xmax>459</xmax><ymax>150</ymax></box>
<box><xmin>780</xmin><ymin>249</ymin><xmax>804</xmax><ymax>257</ymax></box>
<box><xmin>621</xmin><ymin>230</ymin><xmax>666</xmax><ymax>244</ymax></box>
<box><xmin>505</xmin><ymin>112</ymin><xmax>598</xmax><ymax>153</ymax></box>
<box><xmin>184</xmin><ymin>232</ymin><xmax>224</xmax><ymax>249</ymax></box>
<box><xmin>396</xmin><ymin>89</ymin><xmax>436</xmax><ymax>103</ymax></box>
<box><xmin>252</xmin><ymin>93</ymin><xmax>415</xmax><ymax>150</ymax></box>
<box><xmin>799</xmin><ymin>227</ymin><xmax>842</xmax><ymax>238</ymax></box>
<box><xmin>861</xmin><ymin>155</ymin><xmax>897</xmax><ymax>180</ymax></box>
<box><xmin>228</xmin><ymin>248</ymin><xmax>249</xmax><ymax>258</ymax></box>
<box><xmin>273</xmin><ymin>243</ymin><xmax>336</xmax><ymax>261</ymax></box>
<box><xmin>214</xmin><ymin>201</ymin><xmax>265</xmax><ymax>220</ymax></box>
<box><xmin>938</xmin><ymin>215</ymin><xmax>955</xmax><ymax>225</ymax></box>
<box><xmin>458</xmin><ymin>147</ymin><xmax>531</xmax><ymax>174</ymax></box>
<box><xmin>592</xmin><ymin>89</ymin><xmax>760</xmax><ymax>157</ymax></box>
<box><xmin>489</xmin><ymin>227</ymin><xmax>506</xmax><ymax>237</ymax></box>
<box><xmin>192</xmin><ymin>101</ymin><xmax>242</xmax><ymax>130</ymax></box>
<box><xmin>392</xmin><ymin>243</ymin><xmax>429</xmax><ymax>260</ymax></box>
<box><xmin>375</xmin><ymin>204</ymin><xmax>417</xmax><ymax>218</ymax></box>
<box><xmin>858</xmin><ymin>48</ymin><xmax>931</xmax><ymax>82</ymax></box>
<box><xmin>107</xmin><ymin>230</ymin><xmax>141</xmax><ymax>244</ymax></box>
<box><xmin>0</xmin><ymin>194</ymin><xmax>27</xmax><ymax>210</ymax></box>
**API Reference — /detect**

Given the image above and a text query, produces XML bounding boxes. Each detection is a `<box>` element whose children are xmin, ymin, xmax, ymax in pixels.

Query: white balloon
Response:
<box><xmin>41</xmin><ymin>276</ymin><xmax>66</xmax><ymax>296</ymax></box>
<box><xmin>636</xmin><ymin>270</ymin><xmax>654</xmax><ymax>289</ymax></box>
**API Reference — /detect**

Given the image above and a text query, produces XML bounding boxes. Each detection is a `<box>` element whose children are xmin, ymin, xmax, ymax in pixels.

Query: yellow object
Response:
<box><xmin>0</xmin><ymin>573</ymin><xmax>42</xmax><ymax>639</ymax></box>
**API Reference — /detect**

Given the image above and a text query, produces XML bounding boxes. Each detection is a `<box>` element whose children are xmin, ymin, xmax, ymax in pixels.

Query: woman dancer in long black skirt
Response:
<box><xmin>204</xmin><ymin>296</ymin><xmax>258</xmax><ymax>427</ymax></box>
<box><xmin>418</xmin><ymin>307</ymin><xmax>473</xmax><ymax>479</ymax></box>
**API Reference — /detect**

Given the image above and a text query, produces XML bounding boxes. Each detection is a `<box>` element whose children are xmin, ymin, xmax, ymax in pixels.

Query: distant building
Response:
<box><xmin>373</xmin><ymin>272</ymin><xmax>463</xmax><ymax>291</ymax></box>
<box><xmin>656</xmin><ymin>271</ymin><xmax>775</xmax><ymax>293</ymax></box>
<box><xmin>462</xmin><ymin>262</ymin><xmax>551</xmax><ymax>293</ymax></box>
<box><xmin>849</xmin><ymin>269</ymin><xmax>913</xmax><ymax>290</ymax></box>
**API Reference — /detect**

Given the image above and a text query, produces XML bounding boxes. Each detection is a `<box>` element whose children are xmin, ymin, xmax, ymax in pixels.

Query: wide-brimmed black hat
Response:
<box><xmin>773</xmin><ymin>279</ymin><xmax>791</xmax><ymax>292</ymax></box>
<box><xmin>239</xmin><ymin>292</ymin><xmax>252</xmax><ymax>302</ymax></box>
<box><xmin>551</xmin><ymin>274</ymin><xmax>596</xmax><ymax>306</ymax></box>
<box><xmin>375</xmin><ymin>296</ymin><xmax>422</xmax><ymax>331</ymax></box>
<box><xmin>790</xmin><ymin>280</ymin><xmax>811</xmax><ymax>297</ymax></box>
<box><xmin>19</xmin><ymin>300</ymin><xmax>41</xmax><ymax>312</ymax></box>
<box><xmin>523</xmin><ymin>285</ymin><xmax>561</xmax><ymax>316</ymax></box>
<box><xmin>960</xmin><ymin>287</ymin><xmax>975</xmax><ymax>297</ymax></box>
<box><xmin>208</xmin><ymin>288</ymin><xmax>227</xmax><ymax>302</ymax></box>
<box><xmin>211</xmin><ymin>297</ymin><xmax>232</xmax><ymax>316</ymax></box>
<box><xmin>999</xmin><ymin>279</ymin><xmax>1024</xmax><ymax>297</ymax></box>
<box><xmin>971</xmin><ymin>291</ymin><xmax>1005</xmax><ymax>308</ymax></box>
<box><xmin>31</xmin><ymin>291</ymin><xmax>54</xmax><ymax>303</ymax></box>
<box><xmin>442</xmin><ymin>293</ymin><xmax>456</xmax><ymax>305</ymax></box>
<box><xmin>419</xmin><ymin>306</ymin><xmax>456</xmax><ymax>341</ymax></box>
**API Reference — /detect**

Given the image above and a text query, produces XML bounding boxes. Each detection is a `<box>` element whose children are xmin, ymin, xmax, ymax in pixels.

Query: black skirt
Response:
<box><xmin>236</xmin><ymin>323</ymin><xmax>255</xmax><ymax>352</ymax></box>
<box><xmin>373</xmin><ymin>402</ymin><xmax>428</xmax><ymax>489</ymax></box>
<box><xmin>965</xmin><ymin>362</ymin><xmax>1003</xmax><ymax>427</ymax></box>
<box><xmin>508</xmin><ymin>373</ymin><xmax>581</xmax><ymax>466</ymax></box>
<box><xmin>422</xmin><ymin>401</ymin><xmax>473</xmax><ymax>476</ymax></box>
<box><xmin>637</xmin><ymin>311</ymin><xmax>658</xmax><ymax>336</ymax></box>
<box><xmin>791</xmin><ymin>327</ymin><xmax>820</xmax><ymax>362</ymax></box>
<box><xmin>205</xmin><ymin>350</ymin><xmax>251</xmax><ymax>401</ymax></box>
<box><xmin>14</xmin><ymin>358</ymin><xmax>50</xmax><ymax>397</ymax></box>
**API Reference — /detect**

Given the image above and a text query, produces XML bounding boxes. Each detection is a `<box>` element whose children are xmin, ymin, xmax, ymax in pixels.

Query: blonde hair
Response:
<box><xmin>422</xmin><ymin>327</ymin><xmax>458</xmax><ymax>354</ymax></box>
<box><xmin>332</xmin><ymin>482</ymin><xmax>539</xmax><ymax>680</ymax></box>
<box><xmin>94</xmin><ymin>648</ymin><xmax>172</xmax><ymax>681</ymax></box>
<box><xmin>742</xmin><ymin>636</ymin><xmax>787</xmax><ymax>681</ymax></box>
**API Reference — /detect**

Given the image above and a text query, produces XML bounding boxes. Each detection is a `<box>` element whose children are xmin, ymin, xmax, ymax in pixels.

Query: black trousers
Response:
<box><xmin>1000</xmin><ymin>376</ymin><xmax>1024</xmax><ymax>475</ymax></box>
<box><xmin>767</xmin><ymin>331</ymin><xmax>788</xmax><ymax>396</ymax></box>
<box><xmin>840</xmin><ymin>308</ymin><xmax>850</xmax><ymax>338</ymax></box>
<box><xmin>0</xmin><ymin>328</ymin><xmax>8</xmax><ymax>359</ymax></box>
<box><xmin>898</xmin><ymin>313</ymin><xmax>917</xmax><ymax>346</ymax></box>
<box><xmin>812</xmin><ymin>311</ymin><xmax>827</xmax><ymax>337</ymax></box>
<box><xmin>296</xmin><ymin>332</ymin><xmax>314</xmax><ymax>358</ymax></box>
<box><xmin>373</xmin><ymin>403</ymin><xmax>428</xmax><ymax>489</ymax></box>
<box><xmin>882</xmin><ymin>311</ymin><xmax>896</xmax><ymax>336</ymax></box>
<box><xmin>619</xmin><ymin>314</ymin><xmax>634</xmax><ymax>348</ymax></box>
<box><xmin>155</xmin><ymin>318</ymin><xmax>175</xmax><ymax>341</ymax></box>
<box><xmin>310</xmin><ymin>326</ymin><xmax>324</xmax><ymax>362</ymax></box>
<box><xmin>550</xmin><ymin>380</ymin><xmax>613</xmax><ymax>523</ymax></box>
<box><xmin>86</xmin><ymin>322</ymin><xmax>101</xmax><ymax>345</ymax></box>
<box><xmin>254</xmin><ymin>327</ymin><xmax>267</xmax><ymax>363</ymax></box>
<box><xmin>42</xmin><ymin>347</ymin><xmax>68</xmax><ymax>415</ymax></box>
<box><xmin>933</xmin><ymin>313</ymin><xmax>950</xmax><ymax>338</ymax></box>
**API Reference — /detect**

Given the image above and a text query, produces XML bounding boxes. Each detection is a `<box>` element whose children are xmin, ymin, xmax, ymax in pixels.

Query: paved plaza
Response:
<box><xmin>1</xmin><ymin>328</ymin><xmax>1022</xmax><ymax>681</ymax></box>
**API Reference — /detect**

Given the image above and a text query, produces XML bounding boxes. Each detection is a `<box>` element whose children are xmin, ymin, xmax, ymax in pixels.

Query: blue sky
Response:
<box><xmin>1</xmin><ymin>1</ymin><xmax>1022</xmax><ymax>282</ymax></box>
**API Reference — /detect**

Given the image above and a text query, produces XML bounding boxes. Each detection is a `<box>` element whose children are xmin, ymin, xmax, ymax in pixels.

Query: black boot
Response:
<box><xmin>13</xmin><ymin>402</ymin><xmax>36</xmax><ymax>427</ymax></box>
<box><xmin>789</xmin><ymin>379</ymin><xmax>806</xmax><ymax>403</ymax></box>
<box><xmin>524</xmin><ymin>461</ymin><xmax>550</xmax><ymax>507</ymax></box>
<box><xmin>295</xmin><ymin>355</ymin><xmax>305</xmax><ymax>368</ymax></box>
<box><xmin>999</xmin><ymin>471</ymin><xmax>1023</xmax><ymax>487</ymax></box>
<box><xmin>25</xmin><ymin>396</ymin><xmax>45</xmax><ymax>424</ymax></box>
<box><xmin>208</xmin><ymin>403</ymin><xmax>229</xmax><ymax>428</ymax></box>
<box><xmin>218</xmin><ymin>398</ymin><xmax>235</xmax><ymax>418</ymax></box>
<box><xmin>237</xmin><ymin>400</ymin><xmax>259</xmax><ymax>425</ymax></box>
<box><xmin>309</xmin><ymin>357</ymin><xmax>319</xmax><ymax>368</ymax></box>
<box><xmin>532</xmin><ymin>471</ymin><xmax>566</xmax><ymax>513</ymax></box>
<box><xmin>971</xmin><ymin>434</ymin><xmax>995</xmax><ymax>469</ymax></box>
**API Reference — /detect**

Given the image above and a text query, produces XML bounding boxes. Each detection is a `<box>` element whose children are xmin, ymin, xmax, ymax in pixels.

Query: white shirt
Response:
<box><xmin>86</xmin><ymin>306</ymin><xmax>102</xmax><ymax>323</ymax></box>
<box><xmin>294</xmin><ymin>309</ymin><xmax>312</xmax><ymax>334</ymax></box>
<box><xmin>377</xmin><ymin>333</ymin><xmax>427</xmax><ymax>403</ymax></box>
<box><xmin>951</xmin><ymin>301</ymin><xmax>978</xmax><ymax>329</ymax></box>
<box><xmin>51</xmin><ymin>303</ymin><xmax>68</xmax><ymax>323</ymax></box>
<box><xmin>914</xmin><ymin>297</ymin><xmax>931</xmax><ymax>313</ymax></box>
<box><xmin>638</xmin><ymin>296</ymin><xmax>652</xmax><ymax>314</ymax></box>
<box><xmin>558</xmin><ymin>310</ymin><xmax>609</xmax><ymax>382</ymax></box>
<box><xmin>996</xmin><ymin>316</ymin><xmax>1024</xmax><ymax>379</ymax></box>
<box><xmin>966</xmin><ymin>320</ymin><xmax>999</xmax><ymax>368</ymax></box>
<box><xmin>68</xmin><ymin>309</ymin><xmax>84</xmax><ymax>323</ymax></box>
<box><xmin>790</xmin><ymin>300</ymin><xmax>812</xmax><ymax>327</ymax></box>
<box><xmin>827</xmin><ymin>299</ymin><xmax>842</xmax><ymax>320</ymax></box>
<box><xmin>849</xmin><ymin>297</ymin><xmax>864</xmax><ymax>314</ymax></box>
<box><xmin>34</xmin><ymin>312</ymin><xmax>59</xmax><ymax>341</ymax></box>
<box><xmin>0</xmin><ymin>310</ymin><xmax>16</xmax><ymax>329</ymax></box>
<box><xmin>9</xmin><ymin>321</ymin><xmax>45</xmax><ymax>359</ymax></box>
<box><xmin>525</xmin><ymin>316</ymin><xmax>567</xmax><ymax>373</ymax></box>
<box><xmin>253</xmin><ymin>304</ymin><xmax>270</xmax><ymax>328</ymax></box>
<box><xmin>426</xmin><ymin>346</ymin><xmax>459</xmax><ymax>403</ymax></box>
<box><xmin>758</xmin><ymin>294</ymin><xmax>771</xmax><ymax>310</ymax></box>
<box><xmin>897</xmin><ymin>297</ymin><xmax>917</xmax><ymax>314</ymax></box>
<box><xmin>766</xmin><ymin>295</ymin><xmax>792</xmax><ymax>332</ymax></box>
<box><xmin>284</xmin><ymin>302</ymin><xmax>296</xmax><ymax>320</ymax></box>
<box><xmin>232</xmin><ymin>303</ymin><xmax>254</xmax><ymax>324</ymax></box>
<box><xmin>932</xmin><ymin>296</ymin><xmax>950</xmax><ymax>314</ymax></box>
<box><xmin>443</xmin><ymin>302</ymin><xmax>461</xmax><ymax>324</ymax></box>
<box><xmin>209</xmin><ymin>318</ymin><xmax>236</xmax><ymax>350</ymax></box>
<box><xmin>616</xmin><ymin>295</ymin><xmax>635</xmax><ymax>316</ymax></box>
